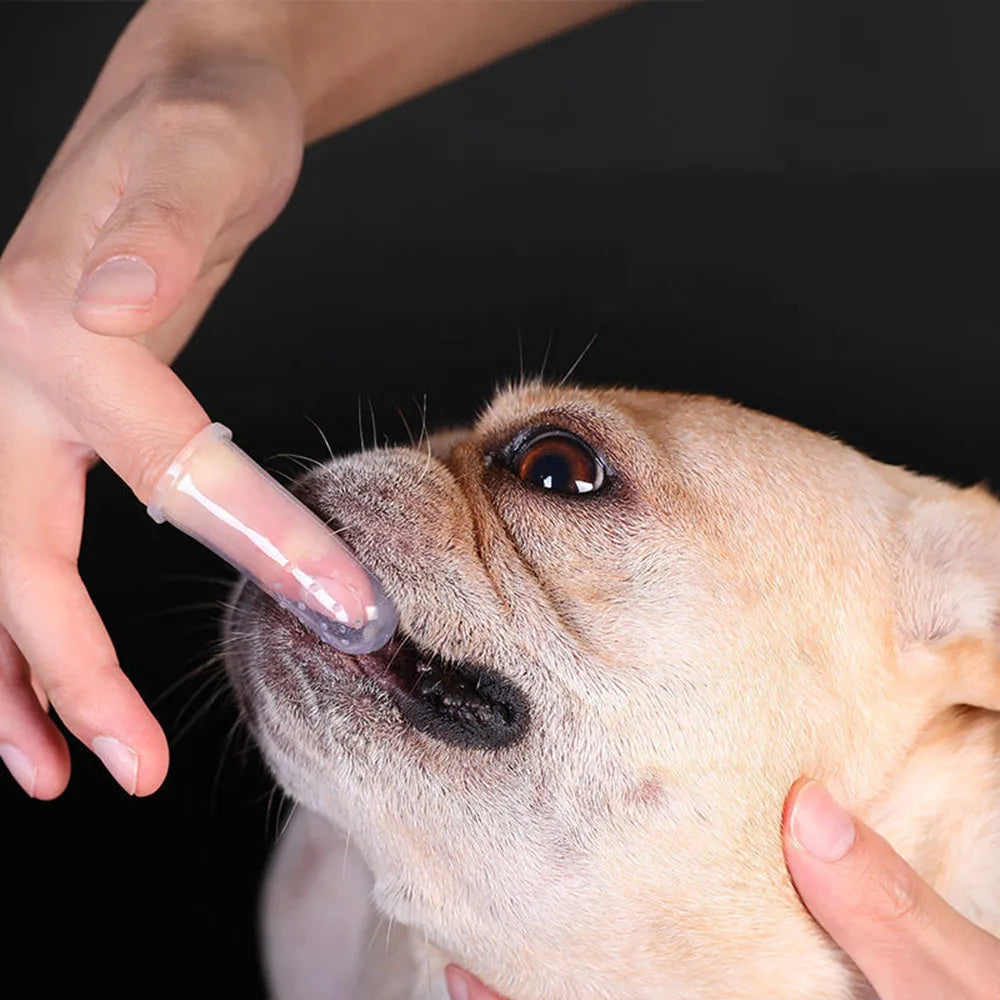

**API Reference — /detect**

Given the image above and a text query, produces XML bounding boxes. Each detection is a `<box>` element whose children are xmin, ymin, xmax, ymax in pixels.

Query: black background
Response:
<box><xmin>3</xmin><ymin>2</ymin><xmax>1000</xmax><ymax>996</ymax></box>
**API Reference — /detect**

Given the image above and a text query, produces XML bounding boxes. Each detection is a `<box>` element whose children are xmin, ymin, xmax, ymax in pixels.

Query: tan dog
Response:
<box><xmin>224</xmin><ymin>382</ymin><xmax>1000</xmax><ymax>1000</ymax></box>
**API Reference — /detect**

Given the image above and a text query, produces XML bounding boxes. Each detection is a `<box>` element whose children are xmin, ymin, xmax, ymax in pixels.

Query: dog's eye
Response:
<box><xmin>512</xmin><ymin>431</ymin><xmax>605</xmax><ymax>495</ymax></box>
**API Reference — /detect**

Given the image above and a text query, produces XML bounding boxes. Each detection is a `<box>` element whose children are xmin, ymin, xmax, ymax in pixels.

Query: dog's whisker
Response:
<box><xmin>211</xmin><ymin>629</ymin><xmax>258</xmax><ymax>649</ymax></box>
<box><xmin>304</xmin><ymin>415</ymin><xmax>336</xmax><ymax>465</ymax></box>
<box><xmin>170</xmin><ymin>678</ymin><xmax>232</xmax><ymax>747</ymax></box>
<box><xmin>152</xmin><ymin>572</ymin><xmax>239</xmax><ymax>588</ymax></box>
<box><xmin>269</xmin><ymin>450</ymin><xmax>324</xmax><ymax>468</ymax></box>
<box><xmin>277</xmin><ymin>801</ymin><xmax>298</xmax><ymax>842</ymax></box>
<box><xmin>141</xmin><ymin>600</ymin><xmax>239</xmax><ymax>622</ymax></box>
<box><xmin>264</xmin><ymin>783</ymin><xmax>282</xmax><ymax>844</ymax></box>
<box><xmin>394</xmin><ymin>401</ymin><xmax>417</xmax><ymax>450</ymax></box>
<box><xmin>152</xmin><ymin>651</ymin><xmax>226</xmax><ymax>708</ymax></box>
<box><xmin>362</xmin><ymin>911</ymin><xmax>389</xmax><ymax>972</ymax></box>
<box><xmin>266</xmin><ymin>452</ymin><xmax>325</xmax><ymax>481</ymax></box>
<box><xmin>209</xmin><ymin>623</ymin><xmax>262</xmax><ymax>645</ymax></box>
<box><xmin>269</xmin><ymin>463</ymin><xmax>310</xmax><ymax>484</ymax></box>
<box><xmin>448</xmin><ymin>465</ymin><xmax>486</xmax><ymax>489</ymax></box>
<box><xmin>403</xmin><ymin>649</ymin><xmax>442</xmax><ymax>699</ymax></box>
<box><xmin>209</xmin><ymin>710</ymin><xmax>252</xmax><ymax>813</ymax></box>
<box><xmin>341</xmin><ymin>818</ymin><xmax>354</xmax><ymax>882</ymax></box>
<box><xmin>280</xmin><ymin>793</ymin><xmax>298</xmax><ymax>833</ymax></box>
<box><xmin>367</xmin><ymin>396</ymin><xmax>381</xmax><ymax>451</ymax></box>
<box><xmin>318</xmin><ymin>515</ymin><xmax>353</xmax><ymax>537</ymax></box>
<box><xmin>419</xmin><ymin>393</ymin><xmax>429</xmax><ymax>451</ymax></box>
<box><xmin>539</xmin><ymin>331</ymin><xmax>553</xmax><ymax>381</ymax></box>
<box><xmin>419</xmin><ymin>393</ymin><xmax>433</xmax><ymax>482</ymax></box>
<box><xmin>357</xmin><ymin>395</ymin><xmax>366</xmax><ymax>454</ymax></box>
<box><xmin>171</xmin><ymin>662</ymin><xmax>228</xmax><ymax>720</ymax></box>
<box><xmin>559</xmin><ymin>329</ymin><xmax>599</xmax><ymax>386</ymax></box>
<box><xmin>269</xmin><ymin>791</ymin><xmax>296</xmax><ymax>846</ymax></box>
<box><xmin>383</xmin><ymin>913</ymin><xmax>396</xmax><ymax>960</ymax></box>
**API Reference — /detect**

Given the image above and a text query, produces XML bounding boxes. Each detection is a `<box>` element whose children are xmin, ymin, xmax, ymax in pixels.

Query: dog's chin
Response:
<box><xmin>348</xmin><ymin>633</ymin><xmax>530</xmax><ymax>750</ymax></box>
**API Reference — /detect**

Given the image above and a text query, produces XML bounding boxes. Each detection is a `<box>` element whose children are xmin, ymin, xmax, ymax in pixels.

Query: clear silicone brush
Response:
<box><xmin>147</xmin><ymin>423</ymin><xmax>397</xmax><ymax>654</ymax></box>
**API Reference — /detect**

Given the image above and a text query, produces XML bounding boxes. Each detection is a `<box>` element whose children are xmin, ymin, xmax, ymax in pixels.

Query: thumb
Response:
<box><xmin>72</xmin><ymin>113</ymin><xmax>287</xmax><ymax>338</ymax></box>
<box><xmin>783</xmin><ymin>779</ymin><xmax>1000</xmax><ymax>999</ymax></box>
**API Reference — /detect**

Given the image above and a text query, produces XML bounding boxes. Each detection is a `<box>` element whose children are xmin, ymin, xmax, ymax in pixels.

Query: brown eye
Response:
<box><xmin>512</xmin><ymin>431</ymin><xmax>606</xmax><ymax>495</ymax></box>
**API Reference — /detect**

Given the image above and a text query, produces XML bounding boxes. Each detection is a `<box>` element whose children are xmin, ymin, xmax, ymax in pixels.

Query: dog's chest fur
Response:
<box><xmin>260</xmin><ymin>808</ymin><xmax>451</xmax><ymax>1000</ymax></box>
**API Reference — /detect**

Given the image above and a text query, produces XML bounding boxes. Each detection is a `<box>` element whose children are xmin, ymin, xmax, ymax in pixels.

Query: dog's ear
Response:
<box><xmin>897</xmin><ymin>481</ymin><xmax>1000</xmax><ymax>711</ymax></box>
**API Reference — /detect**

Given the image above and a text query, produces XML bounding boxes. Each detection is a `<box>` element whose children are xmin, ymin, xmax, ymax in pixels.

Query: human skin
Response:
<box><xmin>443</xmin><ymin>779</ymin><xmax>1000</xmax><ymax>1000</ymax></box>
<box><xmin>0</xmin><ymin>0</ymin><xmax>627</xmax><ymax>800</ymax></box>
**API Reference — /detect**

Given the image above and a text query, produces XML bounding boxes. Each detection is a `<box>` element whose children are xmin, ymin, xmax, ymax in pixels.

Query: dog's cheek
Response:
<box><xmin>497</xmin><ymin>501</ymin><xmax>709</xmax><ymax>669</ymax></box>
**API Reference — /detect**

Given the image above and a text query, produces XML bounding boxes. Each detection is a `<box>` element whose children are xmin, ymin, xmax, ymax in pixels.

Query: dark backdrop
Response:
<box><xmin>3</xmin><ymin>2</ymin><xmax>1000</xmax><ymax>996</ymax></box>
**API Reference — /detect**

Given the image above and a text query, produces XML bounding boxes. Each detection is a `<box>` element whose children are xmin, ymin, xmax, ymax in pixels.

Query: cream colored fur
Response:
<box><xmin>225</xmin><ymin>383</ymin><xmax>1000</xmax><ymax>999</ymax></box>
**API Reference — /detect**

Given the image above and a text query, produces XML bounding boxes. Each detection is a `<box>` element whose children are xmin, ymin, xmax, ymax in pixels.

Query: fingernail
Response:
<box><xmin>0</xmin><ymin>743</ymin><xmax>37</xmax><ymax>797</ymax></box>
<box><xmin>75</xmin><ymin>255</ymin><xmax>157</xmax><ymax>310</ymax></box>
<box><xmin>790</xmin><ymin>780</ymin><xmax>856</xmax><ymax>862</ymax></box>
<box><xmin>91</xmin><ymin>736</ymin><xmax>138</xmax><ymax>795</ymax></box>
<box><xmin>444</xmin><ymin>966</ymin><xmax>470</xmax><ymax>1000</ymax></box>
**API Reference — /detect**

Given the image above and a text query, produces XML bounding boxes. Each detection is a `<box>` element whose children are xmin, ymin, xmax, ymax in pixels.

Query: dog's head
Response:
<box><xmin>225</xmin><ymin>383</ymin><xmax>1000</xmax><ymax>999</ymax></box>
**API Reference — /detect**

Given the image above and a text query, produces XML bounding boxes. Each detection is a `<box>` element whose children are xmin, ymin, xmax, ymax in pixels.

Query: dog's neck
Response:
<box><xmin>397</xmin><ymin>708</ymin><xmax>1000</xmax><ymax>1000</ymax></box>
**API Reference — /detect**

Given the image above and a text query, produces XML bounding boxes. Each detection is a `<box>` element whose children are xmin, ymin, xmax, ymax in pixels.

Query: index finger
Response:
<box><xmin>46</xmin><ymin>300</ymin><xmax>397</xmax><ymax>654</ymax></box>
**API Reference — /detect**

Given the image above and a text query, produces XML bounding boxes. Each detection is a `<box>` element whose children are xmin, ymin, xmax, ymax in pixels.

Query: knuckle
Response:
<box><xmin>141</xmin><ymin>72</ymin><xmax>256</xmax><ymax>165</ymax></box>
<box><xmin>856</xmin><ymin>853</ymin><xmax>925</xmax><ymax>929</ymax></box>
<box><xmin>41</xmin><ymin>669</ymin><xmax>88</xmax><ymax>716</ymax></box>
<box><xmin>120</xmin><ymin>435</ymin><xmax>175</xmax><ymax>505</ymax></box>
<box><xmin>125</xmin><ymin>190</ymin><xmax>192</xmax><ymax>243</ymax></box>
<box><xmin>143</xmin><ymin>81</ymin><xmax>246</xmax><ymax>143</ymax></box>
<box><xmin>0</xmin><ymin>251</ymin><xmax>72</xmax><ymax>372</ymax></box>
<box><xmin>0</xmin><ymin>254</ymin><xmax>46</xmax><ymax>333</ymax></box>
<box><xmin>0</xmin><ymin>549</ymin><xmax>68</xmax><ymax>613</ymax></box>
<box><xmin>43</xmin><ymin>653</ymin><xmax>122</xmax><ymax>723</ymax></box>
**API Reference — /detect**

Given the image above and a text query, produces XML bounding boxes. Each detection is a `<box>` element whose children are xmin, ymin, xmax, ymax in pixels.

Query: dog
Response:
<box><xmin>224</xmin><ymin>381</ymin><xmax>1000</xmax><ymax>999</ymax></box>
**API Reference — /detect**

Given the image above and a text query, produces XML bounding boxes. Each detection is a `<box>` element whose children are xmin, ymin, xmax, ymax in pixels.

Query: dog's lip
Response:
<box><xmin>344</xmin><ymin>632</ymin><xmax>530</xmax><ymax>751</ymax></box>
<box><xmin>231</xmin><ymin>579</ymin><xmax>529</xmax><ymax>750</ymax></box>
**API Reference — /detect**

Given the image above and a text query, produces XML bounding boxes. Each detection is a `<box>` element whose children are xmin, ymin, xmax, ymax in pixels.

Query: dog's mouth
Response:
<box><xmin>229</xmin><ymin>574</ymin><xmax>529</xmax><ymax>752</ymax></box>
<box><xmin>351</xmin><ymin>633</ymin><xmax>529</xmax><ymax>750</ymax></box>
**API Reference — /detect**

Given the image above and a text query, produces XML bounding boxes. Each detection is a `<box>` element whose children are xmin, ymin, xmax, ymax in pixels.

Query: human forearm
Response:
<box><xmin>123</xmin><ymin>0</ymin><xmax>631</xmax><ymax>144</ymax></box>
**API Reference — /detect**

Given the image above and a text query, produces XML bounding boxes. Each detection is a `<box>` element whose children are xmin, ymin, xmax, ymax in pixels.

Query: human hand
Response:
<box><xmin>0</xmin><ymin>1</ymin><xmax>304</xmax><ymax>799</ymax></box>
<box><xmin>444</xmin><ymin>778</ymin><xmax>1000</xmax><ymax>999</ymax></box>
<box><xmin>782</xmin><ymin>778</ymin><xmax>1000</xmax><ymax>998</ymax></box>
<box><xmin>0</xmin><ymin>0</ymin><xmax>638</xmax><ymax>803</ymax></box>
